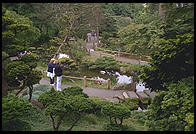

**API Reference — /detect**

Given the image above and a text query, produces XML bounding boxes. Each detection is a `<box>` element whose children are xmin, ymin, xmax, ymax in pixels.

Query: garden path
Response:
<box><xmin>39</xmin><ymin>78</ymin><xmax>127</xmax><ymax>102</ymax></box>
<box><xmin>86</xmin><ymin>42</ymin><xmax>149</xmax><ymax>65</ymax></box>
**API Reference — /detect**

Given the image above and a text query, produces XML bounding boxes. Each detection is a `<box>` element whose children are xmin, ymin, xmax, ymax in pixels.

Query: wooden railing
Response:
<box><xmin>95</xmin><ymin>46</ymin><xmax>150</xmax><ymax>62</ymax></box>
<box><xmin>43</xmin><ymin>71</ymin><xmax>111</xmax><ymax>89</ymax></box>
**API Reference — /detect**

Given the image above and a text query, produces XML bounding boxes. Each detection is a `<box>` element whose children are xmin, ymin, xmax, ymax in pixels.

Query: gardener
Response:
<box><xmin>47</xmin><ymin>58</ymin><xmax>56</xmax><ymax>86</ymax></box>
<box><xmin>54</xmin><ymin>60</ymin><xmax>63</xmax><ymax>91</ymax></box>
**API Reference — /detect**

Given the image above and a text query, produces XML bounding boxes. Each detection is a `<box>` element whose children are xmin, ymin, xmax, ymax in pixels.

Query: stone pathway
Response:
<box><xmin>40</xmin><ymin>78</ymin><xmax>157</xmax><ymax>103</ymax></box>
<box><xmin>40</xmin><ymin>78</ymin><xmax>126</xmax><ymax>102</ymax></box>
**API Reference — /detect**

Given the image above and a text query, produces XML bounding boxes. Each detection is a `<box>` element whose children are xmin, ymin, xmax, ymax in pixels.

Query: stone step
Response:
<box><xmin>143</xmin><ymin>90</ymin><xmax>157</xmax><ymax>98</ymax></box>
<box><xmin>136</xmin><ymin>91</ymin><xmax>149</xmax><ymax>99</ymax></box>
<box><xmin>126</xmin><ymin>91</ymin><xmax>139</xmax><ymax>98</ymax></box>
<box><xmin>122</xmin><ymin>92</ymin><xmax>129</xmax><ymax>99</ymax></box>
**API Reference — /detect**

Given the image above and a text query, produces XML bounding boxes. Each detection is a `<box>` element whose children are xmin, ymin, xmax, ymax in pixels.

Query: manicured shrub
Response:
<box><xmin>102</xmin><ymin>103</ymin><xmax>131</xmax><ymax>125</ymax></box>
<box><xmin>2</xmin><ymin>93</ymin><xmax>35</xmax><ymax>131</ymax></box>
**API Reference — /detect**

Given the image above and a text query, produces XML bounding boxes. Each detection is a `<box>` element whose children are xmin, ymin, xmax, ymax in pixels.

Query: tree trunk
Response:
<box><xmin>114</xmin><ymin>117</ymin><xmax>117</xmax><ymax>124</ymax></box>
<box><xmin>28</xmin><ymin>85</ymin><xmax>33</xmax><ymax>102</ymax></box>
<box><xmin>109</xmin><ymin>116</ymin><xmax>113</xmax><ymax>124</ymax></box>
<box><xmin>120</xmin><ymin>118</ymin><xmax>123</xmax><ymax>125</ymax></box>
<box><xmin>50</xmin><ymin>114</ymin><xmax>58</xmax><ymax>131</ymax></box>
<box><xmin>66</xmin><ymin>115</ymin><xmax>81</xmax><ymax>131</ymax></box>
<box><xmin>56</xmin><ymin>114</ymin><xmax>65</xmax><ymax>131</ymax></box>
<box><xmin>2</xmin><ymin>67</ymin><xmax>8</xmax><ymax>97</ymax></box>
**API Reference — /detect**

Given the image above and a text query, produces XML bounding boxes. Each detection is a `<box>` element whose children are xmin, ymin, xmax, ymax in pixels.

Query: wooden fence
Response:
<box><xmin>95</xmin><ymin>46</ymin><xmax>150</xmax><ymax>62</ymax></box>
<box><xmin>43</xmin><ymin>71</ymin><xmax>111</xmax><ymax>89</ymax></box>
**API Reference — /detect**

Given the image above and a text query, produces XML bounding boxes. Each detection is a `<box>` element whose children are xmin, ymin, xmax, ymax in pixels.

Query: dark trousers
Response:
<box><xmin>50</xmin><ymin>77</ymin><xmax>54</xmax><ymax>84</ymax></box>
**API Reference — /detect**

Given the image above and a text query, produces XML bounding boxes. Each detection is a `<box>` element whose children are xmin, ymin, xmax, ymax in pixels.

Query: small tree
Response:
<box><xmin>2</xmin><ymin>93</ymin><xmax>35</xmax><ymax>131</ymax></box>
<box><xmin>5</xmin><ymin>54</ymin><xmax>42</xmax><ymax>101</ymax></box>
<box><xmin>102</xmin><ymin>102</ymin><xmax>131</xmax><ymax>125</ymax></box>
<box><xmin>38</xmin><ymin>87</ymin><xmax>94</xmax><ymax>131</ymax></box>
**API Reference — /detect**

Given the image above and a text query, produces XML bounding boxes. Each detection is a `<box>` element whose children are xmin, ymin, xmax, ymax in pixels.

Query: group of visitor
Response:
<box><xmin>18</xmin><ymin>50</ymin><xmax>32</xmax><ymax>58</ymax></box>
<box><xmin>87</xmin><ymin>31</ymin><xmax>97</xmax><ymax>42</ymax></box>
<box><xmin>47</xmin><ymin>58</ymin><xmax>63</xmax><ymax>91</ymax></box>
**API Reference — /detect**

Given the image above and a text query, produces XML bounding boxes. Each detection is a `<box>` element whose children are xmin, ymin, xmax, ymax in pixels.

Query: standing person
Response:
<box><xmin>87</xmin><ymin>33</ymin><xmax>91</xmax><ymax>42</ymax></box>
<box><xmin>47</xmin><ymin>58</ymin><xmax>56</xmax><ymax>86</ymax></box>
<box><xmin>54</xmin><ymin>60</ymin><xmax>63</xmax><ymax>91</ymax></box>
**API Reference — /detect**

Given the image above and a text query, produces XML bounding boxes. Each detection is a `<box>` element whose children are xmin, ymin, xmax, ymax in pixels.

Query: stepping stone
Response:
<box><xmin>122</xmin><ymin>92</ymin><xmax>129</xmax><ymax>99</ymax></box>
<box><xmin>113</xmin><ymin>94</ymin><xmax>125</xmax><ymax>102</ymax></box>
<box><xmin>136</xmin><ymin>91</ymin><xmax>149</xmax><ymax>99</ymax></box>
<box><xmin>126</xmin><ymin>91</ymin><xmax>139</xmax><ymax>98</ymax></box>
<box><xmin>144</xmin><ymin>90</ymin><xmax>157</xmax><ymax>98</ymax></box>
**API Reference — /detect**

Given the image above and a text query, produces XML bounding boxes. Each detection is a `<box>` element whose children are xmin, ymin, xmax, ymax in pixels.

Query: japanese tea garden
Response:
<box><xmin>2</xmin><ymin>3</ymin><xmax>194</xmax><ymax>131</ymax></box>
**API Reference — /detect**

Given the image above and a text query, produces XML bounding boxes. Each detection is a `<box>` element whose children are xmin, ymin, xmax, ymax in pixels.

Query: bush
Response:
<box><xmin>59</xmin><ymin>57</ymin><xmax>79</xmax><ymax>75</ymax></box>
<box><xmin>102</xmin><ymin>103</ymin><xmax>131</xmax><ymax>125</ymax></box>
<box><xmin>104</xmin><ymin>124</ymin><xmax>129</xmax><ymax>131</ymax></box>
<box><xmin>62</xmin><ymin>86</ymin><xmax>88</xmax><ymax>98</ymax></box>
<box><xmin>84</xmin><ymin>56</ymin><xmax>120</xmax><ymax>72</ymax></box>
<box><xmin>88</xmin><ymin>97</ymin><xmax>111</xmax><ymax>115</ymax></box>
<box><xmin>2</xmin><ymin>93</ymin><xmax>35</xmax><ymax>131</ymax></box>
<box><xmin>145</xmin><ymin>77</ymin><xmax>194</xmax><ymax>131</ymax></box>
<box><xmin>122</xmin><ymin>98</ymin><xmax>139</xmax><ymax>110</ymax></box>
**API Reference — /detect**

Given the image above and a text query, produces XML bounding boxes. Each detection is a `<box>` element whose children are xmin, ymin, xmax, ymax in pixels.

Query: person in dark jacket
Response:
<box><xmin>47</xmin><ymin>58</ymin><xmax>56</xmax><ymax>85</ymax></box>
<box><xmin>54</xmin><ymin>60</ymin><xmax>63</xmax><ymax>91</ymax></box>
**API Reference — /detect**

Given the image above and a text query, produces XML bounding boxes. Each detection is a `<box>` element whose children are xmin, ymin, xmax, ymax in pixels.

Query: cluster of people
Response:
<box><xmin>47</xmin><ymin>58</ymin><xmax>63</xmax><ymax>91</ymax></box>
<box><xmin>18</xmin><ymin>50</ymin><xmax>32</xmax><ymax>58</ymax></box>
<box><xmin>87</xmin><ymin>31</ymin><xmax>97</xmax><ymax>42</ymax></box>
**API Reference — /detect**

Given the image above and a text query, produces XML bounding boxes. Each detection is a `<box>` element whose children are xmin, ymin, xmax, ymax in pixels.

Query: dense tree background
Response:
<box><xmin>2</xmin><ymin>3</ymin><xmax>194</xmax><ymax>131</ymax></box>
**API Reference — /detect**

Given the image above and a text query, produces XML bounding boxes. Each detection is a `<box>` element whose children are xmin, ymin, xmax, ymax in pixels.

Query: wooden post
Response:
<box><xmin>118</xmin><ymin>51</ymin><xmax>120</xmax><ymax>57</ymax></box>
<box><xmin>88</xmin><ymin>49</ymin><xmax>90</xmax><ymax>55</ymax></box>
<box><xmin>139</xmin><ymin>56</ymin><xmax>141</xmax><ymax>65</ymax></box>
<box><xmin>84</xmin><ymin>76</ymin><xmax>87</xmax><ymax>87</ymax></box>
<box><xmin>114</xmin><ymin>54</ymin><xmax>117</xmax><ymax>59</ymax></box>
<box><xmin>107</xmin><ymin>79</ymin><xmax>111</xmax><ymax>89</ymax></box>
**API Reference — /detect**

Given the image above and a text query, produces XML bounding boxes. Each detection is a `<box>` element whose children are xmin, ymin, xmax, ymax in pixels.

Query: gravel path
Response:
<box><xmin>39</xmin><ymin>78</ymin><xmax>127</xmax><ymax>102</ymax></box>
<box><xmin>86</xmin><ymin>42</ymin><xmax>149</xmax><ymax>65</ymax></box>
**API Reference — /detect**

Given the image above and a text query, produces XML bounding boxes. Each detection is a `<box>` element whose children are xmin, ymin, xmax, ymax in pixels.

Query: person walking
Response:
<box><xmin>47</xmin><ymin>58</ymin><xmax>56</xmax><ymax>86</ymax></box>
<box><xmin>54</xmin><ymin>60</ymin><xmax>63</xmax><ymax>91</ymax></box>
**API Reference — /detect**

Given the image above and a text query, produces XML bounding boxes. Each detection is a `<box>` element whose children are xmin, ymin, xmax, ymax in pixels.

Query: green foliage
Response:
<box><xmin>102</xmin><ymin>103</ymin><xmax>131</xmax><ymax>125</ymax></box>
<box><xmin>38</xmin><ymin>86</ymin><xmax>94</xmax><ymax>131</ymax></box>
<box><xmin>59</xmin><ymin>57</ymin><xmax>79</xmax><ymax>75</ymax></box>
<box><xmin>104</xmin><ymin>124</ymin><xmax>129</xmax><ymax>131</ymax></box>
<box><xmin>5</xmin><ymin>53</ymin><xmax>41</xmax><ymax>90</ymax></box>
<box><xmin>2</xmin><ymin>7</ymin><xmax>41</xmax><ymax>56</ymax></box>
<box><xmin>62</xmin><ymin>86</ymin><xmax>88</xmax><ymax>98</ymax></box>
<box><xmin>20</xmin><ymin>53</ymin><xmax>39</xmax><ymax>69</ymax></box>
<box><xmin>88</xmin><ymin>97</ymin><xmax>111</xmax><ymax>115</ymax></box>
<box><xmin>164</xmin><ymin>4</ymin><xmax>194</xmax><ymax>39</ymax></box>
<box><xmin>71</xmin><ymin>41</ymin><xmax>89</xmax><ymax>64</ymax></box>
<box><xmin>118</xmin><ymin>11</ymin><xmax>165</xmax><ymax>55</ymax></box>
<box><xmin>145</xmin><ymin>77</ymin><xmax>194</xmax><ymax>131</ymax></box>
<box><xmin>139</xmin><ymin>33</ymin><xmax>194</xmax><ymax>91</ymax></box>
<box><xmin>122</xmin><ymin>98</ymin><xmax>139</xmax><ymax>111</ymax></box>
<box><xmin>83</xmin><ymin>56</ymin><xmax>120</xmax><ymax>72</ymax></box>
<box><xmin>2</xmin><ymin>93</ymin><xmax>35</xmax><ymax>131</ymax></box>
